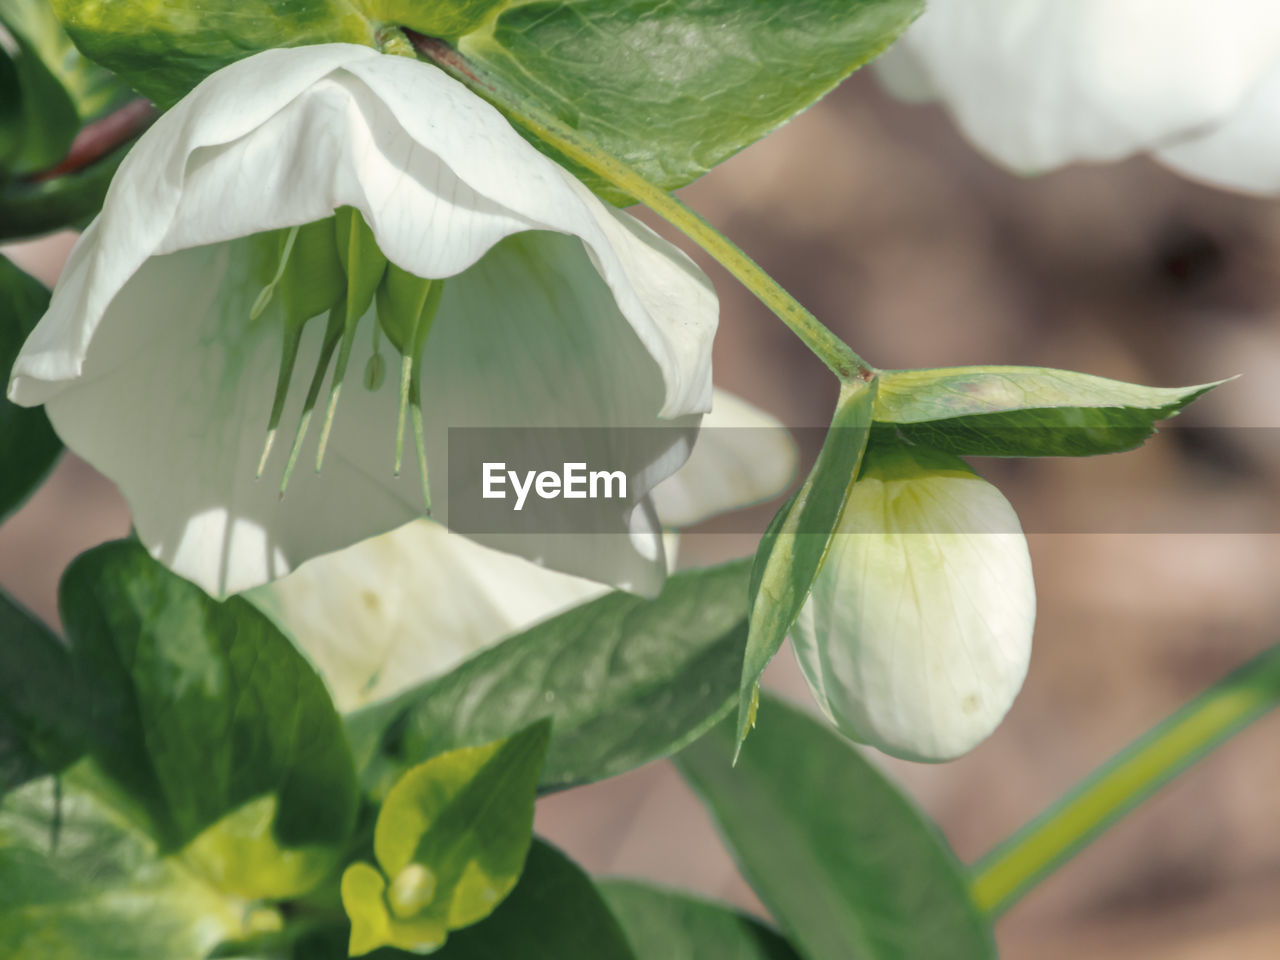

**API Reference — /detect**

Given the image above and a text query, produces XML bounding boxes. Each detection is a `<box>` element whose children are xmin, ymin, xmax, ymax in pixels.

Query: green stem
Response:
<box><xmin>970</xmin><ymin>642</ymin><xmax>1280</xmax><ymax>918</ymax></box>
<box><xmin>404</xmin><ymin>32</ymin><xmax>873</xmax><ymax>384</ymax></box>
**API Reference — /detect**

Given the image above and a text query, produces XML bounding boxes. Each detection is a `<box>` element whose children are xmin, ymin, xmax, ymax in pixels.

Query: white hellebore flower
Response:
<box><xmin>877</xmin><ymin>0</ymin><xmax>1280</xmax><ymax>193</ymax></box>
<box><xmin>6</xmin><ymin>43</ymin><xmax>718</xmax><ymax>597</ymax></box>
<box><xmin>791</xmin><ymin>436</ymin><xmax>1035</xmax><ymax>762</ymax></box>
<box><xmin>249</xmin><ymin>389</ymin><xmax>798</xmax><ymax>712</ymax></box>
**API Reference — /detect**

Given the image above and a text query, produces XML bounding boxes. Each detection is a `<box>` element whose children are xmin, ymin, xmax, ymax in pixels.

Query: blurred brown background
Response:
<box><xmin>4</xmin><ymin>68</ymin><xmax>1280</xmax><ymax>958</ymax></box>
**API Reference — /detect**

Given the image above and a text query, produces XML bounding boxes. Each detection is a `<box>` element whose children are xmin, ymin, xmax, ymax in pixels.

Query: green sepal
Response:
<box><xmin>48</xmin><ymin>0</ymin><xmax>922</xmax><ymax>204</ymax></box>
<box><xmin>736</xmin><ymin>377</ymin><xmax>875</xmax><ymax>754</ymax></box>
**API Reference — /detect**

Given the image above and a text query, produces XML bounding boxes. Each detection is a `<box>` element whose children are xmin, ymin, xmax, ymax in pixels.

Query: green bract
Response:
<box><xmin>340</xmin><ymin>722</ymin><xmax>550</xmax><ymax>955</ymax></box>
<box><xmin>50</xmin><ymin>0</ymin><xmax>922</xmax><ymax>199</ymax></box>
<box><xmin>873</xmin><ymin>365</ymin><xmax>1222</xmax><ymax>456</ymax></box>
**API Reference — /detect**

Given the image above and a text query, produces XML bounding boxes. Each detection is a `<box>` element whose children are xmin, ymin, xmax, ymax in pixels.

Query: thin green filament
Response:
<box><xmin>317</xmin><ymin>208</ymin><xmax>387</xmax><ymax>472</ymax></box>
<box><xmin>256</xmin><ymin>323</ymin><xmax>304</xmax><ymax>478</ymax></box>
<box><xmin>279</xmin><ymin>305</ymin><xmax>344</xmax><ymax>497</ymax></box>
<box><xmin>411</xmin><ymin>379</ymin><xmax>431</xmax><ymax>513</ymax></box>
<box><xmin>315</xmin><ymin>320</ymin><xmax>359</xmax><ymax>473</ymax></box>
<box><xmin>251</xmin><ymin>210</ymin><xmax>440</xmax><ymax>512</ymax></box>
<box><xmin>393</xmin><ymin>353</ymin><xmax>413</xmax><ymax>475</ymax></box>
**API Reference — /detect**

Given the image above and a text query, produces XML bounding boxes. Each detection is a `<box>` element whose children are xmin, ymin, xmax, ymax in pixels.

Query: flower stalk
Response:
<box><xmin>403</xmin><ymin>31</ymin><xmax>874</xmax><ymax>384</ymax></box>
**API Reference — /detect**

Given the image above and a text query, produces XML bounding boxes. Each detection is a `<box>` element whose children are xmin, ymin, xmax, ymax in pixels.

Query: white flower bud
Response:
<box><xmin>791</xmin><ymin>436</ymin><xmax>1035</xmax><ymax>762</ymax></box>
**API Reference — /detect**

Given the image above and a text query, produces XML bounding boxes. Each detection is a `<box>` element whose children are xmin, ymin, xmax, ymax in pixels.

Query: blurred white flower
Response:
<box><xmin>249</xmin><ymin>389</ymin><xmax>798</xmax><ymax>712</ymax></box>
<box><xmin>877</xmin><ymin>0</ymin><xmax>1280</xmax><ymax>193</ymax></box>
<box><xmin>790</xmin><ymin>436</ymin><xmax>1035</xmax><ymax>762</ymax></box>
<box><xmin>6</xmin><ymin>43</ymin><xmax>718</xmax><ymax>598</ymax></box>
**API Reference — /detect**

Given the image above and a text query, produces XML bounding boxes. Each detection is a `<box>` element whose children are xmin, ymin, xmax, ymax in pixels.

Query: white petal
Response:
<box><xmin>651</xmin><ymin>388</ymin><xmax>797</xmax><ymax>528</ymax></box>
<box><xmin>1158</xmin><ymin>58</ymin><xmax>1280</xmax><ymax>193</ymax></box>
<box><xmin>880</xmin><ymin>0</ymin><xmax>1280</xmax><ymax>172</ymax></box>
<box><xmin>35</xmin><ymin>225</ymin><xmax>697</xmax><ymax>597</ymax></box>
<box><xmin>248</xmin><ymin>522</ymin><xmax>609</xmax><ymax>712</ymax></box>
<box><xmin>8</xmin><ymin>45</ymin><xmax>718</xmax><ymax>596</ymax></box>
<box><xmin>421</xmin><ymin>231</ymin><xmax>701</xmax><ymax>596</ymax></box>
<box><xmin>791</xmin><ymin>441</ymin><xmax>1035</xmax><ymax>762</ymax></box>
<box><xmin>872</xmin><ymin>41</ymin><xmax>941</xmax><ymax>105</ymax></box>
<box><xmin>9</xmin><ymin>46</ymin><xmax>716</xmax><ymax>424</ymax></box>
<box><xmin>7</xmin><ymin>44</ymin><xmax>380</xmax><ymax>401</ymax></box>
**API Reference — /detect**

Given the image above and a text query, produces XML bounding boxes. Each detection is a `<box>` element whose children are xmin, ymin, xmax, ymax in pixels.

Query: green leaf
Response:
<box><xmin>363</xmin><ymin>0</ymin><xmax>504</xmax><ymax>41</ymax></box>
<box><xmin>0</xmin><ymin>256</ymin><xmax>61</xmax><ymax>519</ymax></box>
<box><xmin>0</xmin><ymin>140</ymin><xmax>128</xmax><ymax>239</ymax></box>
<box><xmin>49</xmin><ymin>0</ymin><xmax>374</xmax><ymax>106</ymax></box>
<box><xmin>450</xmin><ymin>0</ymin><xmax>925</xmax><ymax>200</ymax></box>
<box><xmin>437</xmin><ymin>840</ymin><xmax>636</xmax><ymax>959</ymax></box>
<box><xmin>0</xmin><ymin>590</ymin><xmax>86</xmax><ymax>796</ymax></box>
<box><xmin>737</xmin><ymin>378</ymin><xmax>874</xmax><ymax>752</ymax></box>
<box><xmin>340</xmin><ymin>721</ymin><xmax>550</xmax><ymax>955</ymax></box>
<box><xmin>298</xmin><ymin>840</ymin><xmax>635</xmax><ymax>960</ymax></box>
<box><xmin>58</xmin><ymin>540</ymin><xmax>358</xmax><ymax>898</ymax></box>
<box><xmin>347</xmin><ymin>559</ymin><xmax>750</xmax><ymax>796</ymax></box>
<box><xmin>0</xmin><ymin>770</ymin><xmax>257</xmax><ymax>960</ymax></box>
<box><xmin>52</xmin><ymin>0</ymin><xmax>920</xmax><ymax>200</ymax></box>
<box><xmin>677</xmin><ymin>697</ymin><xmax>995</xmax><ymax>960</ymax></box>
<box><xmin>0</xmin><ymin>34</ymin><xmax>77</xmax><ymax>175</ymax></box>
<box><xmin>0</xmin><ymin>0</ymin><xmax>132</xmax><ymax>178</ymax></box>
<box><xmin>0</xmin><ymin>0</ymin><xmax>130</xmax><ymax>121</ymax></box>
<box><xmin>873</xmin><ymin>366</ymin><xmax>1223</xmax><ymax>457</ymax></box>
<box><xmin>601</xmin><ymin>881</ymin><xmax>801</xmax><ymax>960</ymax></box>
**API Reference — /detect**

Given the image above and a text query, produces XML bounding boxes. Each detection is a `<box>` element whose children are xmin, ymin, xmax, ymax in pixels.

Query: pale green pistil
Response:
<box><xmin>251</xmin><ymin>208</ymin><xmax>441</xmax><ymax>512</ymax></box>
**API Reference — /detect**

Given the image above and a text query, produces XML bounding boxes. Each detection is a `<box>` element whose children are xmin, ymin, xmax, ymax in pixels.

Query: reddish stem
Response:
<box><xmin>29</xmin><ymin>98</ymin><xmax>156</xmax><ymax>183</ymax></box>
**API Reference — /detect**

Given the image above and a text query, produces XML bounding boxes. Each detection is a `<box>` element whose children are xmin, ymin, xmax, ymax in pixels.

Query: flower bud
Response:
<box><xmin>791</xmin><ymin>435</ymin><xmax>1035</xmax><ymax>762</ymax></box>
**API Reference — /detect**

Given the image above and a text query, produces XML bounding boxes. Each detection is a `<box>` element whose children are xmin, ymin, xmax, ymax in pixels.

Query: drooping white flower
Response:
<box><xmin>6</xmin><ymin>43</ymin><xmax>718</xmax><ymax>598</ymax></box>
<box><xmin>790</xmin><ymin>436</ymin><xmax>1035</xmax><ymax>762</ymax></box>
<box><xmin>876</xmin><ymin>0</ymin><xmax>1280</xmax><ymax>193</ymax></box>
<box><xmin>249</xmin><ymin>389</ymin><xmax>797</xmax><ymax>712</ymax></box>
